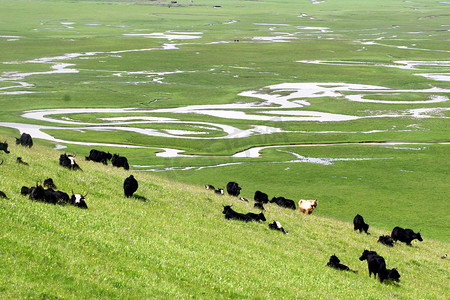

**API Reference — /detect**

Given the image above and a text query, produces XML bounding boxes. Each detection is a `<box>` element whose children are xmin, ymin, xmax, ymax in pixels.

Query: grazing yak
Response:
<box><xmin>29</xmin><ymin>184</ymin><xmax>68</xmax><ymax>205</ymax></box>
<box><xmin>326</xmin><ymin>255</ymin><xmax>357</xmax><ymax>273</ymax></box>
<box><xmin>20</xmin><ymin>186</ymin><xmax>31</xmax><ymax>196</ymax></box>
<box><xmin>254</xmin><ymin>190</ymin><xmax>269</xmax><ymax>204</ymax></box>
<box><xmin>205</xmin><ymin>184</ymin><xmax>215</xmax><ymax>190</ymax></box>
<box><xmin>386</xmin><ymin>268</ymin><xmax>401</xmax><ymax>282</ymax></box>
<box><xmin>378</xmin><ymin>235</ymin><xmax>394</xmax><ymax>247</ymax></box>
<box><xmin>270</xmin><ymin>196</ymin><xmax>296</xmax><ymax>210</ymax></box>
<box><xmin>359</xmin><ymin>250</ymin><xmax>399</xmax><ymax>282</ymax></box>
<box><xmin>112</xmin><ymin>154</ymin><xmax>129</xmax><ymax>170</ymax></box>
<box><xmin>16</xmin><ymin>157</ymin><xmax>29</xmax><ymax>166</ymax></box>
<box><xmin>124</xmin><ymin>175</ymin><xmax>138</xmax><ymax>198</ymax></box>
<box><xmin>0</xmin><ymin>190</ymin><xmax>9</xmax><ymax>200</ymax></box>
<box><xmin>43</xmin><ymin>178</ymin><xmax>57</xmax><ymax>189</ymax></box>
<box><xmin>205</xmin><ymin>184</ymin><xmax>225</xmax><ymax>195</ymax></box>
<box><xmin>239</xmin><ymin>197</ymin><xmax>249</xmax><ymax>202</ymax></box>
<box><xmin>246</xmin><ymin>212</ymin><xmax>266</xmax><ymax>222</ymax></box>
<box><xmin>226</xmin><ymin>181</ymin><xmax>242</xmax><ymax>197</ymax></box>
<box><xmin>70</xmin><ymin>191</ymin><xmax>88</xmax><ymax>209</ymax></box>
<box><xmin>59</xmin><ymin>153</ymin><xmax>82</xmax><ymax>170</ymax></box>
<box><xmin>23</xmin><ymin>183</ymin><xmax>87</xmax><ymax>208</ymax></box>
<box><xmin>353</xmin><ymin>214</ymin><xmax>370</xmax><ymax>234</ymax></box>
<box><xmin>28</xmin><ymin>184</ymin><xmax>47</xmax><ymax>202</ymax></box>
<box><xmin>359</xmin><ymin>250</ymin><xmax>386</xmax><ymax>281</ymax></box>
<box><xmin>254</xmin><ymin>202</ymin><xmax>264</xmax><ymax>210</ymax></box>
<box><xmin>298</xmin><ymin>199</ymin><xmax>317</xmax><ymax>215</ymax></box>
<box><xmin>0</xmin><ymin>141</ymin><xmax>10</xmax><ymax>154</ymax></box>
<box><xmin>15</xmin><ymin>133</ymin><xmax>33</xmax><ymax>148</ymax></box>
<box><xmin>391</xmin><ymin>226</ymin><xmax>423</xmax><ymax>246</ymax></box>
<box><xmin>222</xmin><ymin>205</ymin><xmax>252</xmax><ymax>222</ymax></box>
<box><xmin>85</xmin><ymin>149</ymin><xmax>112</xmax><ymax>165</ymax></box>
<box><xmin>214</xmin><ymin>188</ymin><xmax>224</xmax><ymax>195</ymax></box>
<box><xmin>269</xmin><ymin>220</ymin><xmax>288</xmax><ymax>234</ymax></box>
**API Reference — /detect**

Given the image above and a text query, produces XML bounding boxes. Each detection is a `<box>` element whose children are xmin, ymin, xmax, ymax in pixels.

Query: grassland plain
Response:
<box><xmin>0</xmin><ymin>0</ymin><xmax>449</xmax><ymax>296</ymax></box>
<box><xmin>0</xmin><ymin>142</ymin><xmax>449</xmax><ymax>298</ymax></box>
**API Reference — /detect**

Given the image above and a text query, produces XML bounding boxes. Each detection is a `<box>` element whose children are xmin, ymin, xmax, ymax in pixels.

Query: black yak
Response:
<box><xmin>124</xmin><ymin>175</ymin><xmax>138</xmax><ymax>198</ymax></box>
<box><xmin>254</xmin><ymin>190</ymin><xmax>269</xmax><ymax>203</ymax></box>
<box><xmin>326</xmin><ymin>255</ymin><xmax>357</xmax><ymax>273</ymax></box>
<box><xmin>270</xmin><ymin>196</ymin><xmax>296</xmax><ymax>210</ymax></box>
<box><xmin>254</xmin><ymin>202</ymin><xmax>265</xmax><ymax>210</ymax></box>
<box><xmin>353</xmin><ymin>214</ymin><xmax>370</xmax><ymax>234</ymax></box>
<box><xmin>21</xmin><ymin>186</ymin><xmax>31</xmax><ymax>196</ymax></box>
<box><xmin>16</xmin><ymin>157</ymin><xmax>28</xmax><ymax>166</ymax></box>
<box><xmin>85</xmin><ymin>149</ymin><xmax>112</xmax><ymax>165</ymax></box>
<box><xmin>43</xmin><ymin>178</ymin><xmax>57</xmax><ymax>189</ymax></box>
<box><xmin>359</xmin><ymin>250</ymin><xmax>396</xmax><ymax>282</ymax></box>
<box><xmin>391</xmin><ymin>226</ymin><xmax>423</xmax><ymax>246</ymax></box>
<box><xmin>15</xmin><ymin>133</ymin><xmax>33</xmax><ymax>147</ymax></box>
<box><xmin>378</xmin><ymin>235</ymin><xmax>394</xmax><ymax>247</ymax></box>
<box><xmin>246</xmin><ymin>212</ymin><xmax>266</xmax><ymax>222</ymax></box>
<box><xmin>0</xmin><ymin>191</ymin><xmax>9</xmax><ymax>200</ymax></box>
<box><xmin>28</xmin><ymin>183</ymin><xmax>69</xmax><ymax>205</ymax></box>
<box><xmin>386</xmin><ymin>268</ymin><xmax>401</xmax><ymax>282</ymax></box>
<box><xmin>24</xmin><ymin>182</ymin><xmax>85</xmax><ymax>208</ymax></box>
<box><xmin>29</xmin><ymin>184</ymin><xmax>46</xmax><ymax>202</ymax></box>
<box><xmin>359</xmin><ymin>250</ymin><xmax>386</xmax><ymax>280</ymax></box>
<box><xmin>226</xmin><ymin>181</ymin><xmax>242</xmax><ymax>197</ymax></box>
<box><xmin>0</xmin><ymin>141</ymin><xmax>10</xmax><ymax>154</ymax></box>
<box><xmin>112</xmin><ymin>154</ymin><xmax>129</xmax><ymax>170</ymax></box>
<box><xmin>222</xmin><ymin>205</ymin><xmax>252</xmax><ymax>222</ymax></box>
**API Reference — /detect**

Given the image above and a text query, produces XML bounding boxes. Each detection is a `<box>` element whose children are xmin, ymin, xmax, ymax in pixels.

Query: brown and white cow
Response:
<box><xmin>298</xmin><ymin>199</ymin><xmax>317</xmax><ymax>214</ymax></box>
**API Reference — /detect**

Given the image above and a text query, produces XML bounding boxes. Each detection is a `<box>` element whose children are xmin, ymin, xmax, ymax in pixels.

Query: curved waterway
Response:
<box><xmin>1</xmin><ymin>79</ymin><xmax>449</xmax><ymax>159</ymax></box>
<box><xmin>1</xmin><ymin>30</ymin><xmax>449</xmax><ymax>167</ymax></box>
<box><xmin>131</xmin><ymin>142</ymin><xmax>449</xmax><ymax>171</ymax></box>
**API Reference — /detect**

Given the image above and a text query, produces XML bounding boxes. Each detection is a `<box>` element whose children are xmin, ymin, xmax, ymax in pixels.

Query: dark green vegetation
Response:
<box><xmin>0</xmin><ymin>142</ymin><xmax>448</xmax><ymax>298</ymax></box>
<box><xmin>0</xmin><ymin>0</ymin><xmax>449</xmax><ymax>297</ymax></box>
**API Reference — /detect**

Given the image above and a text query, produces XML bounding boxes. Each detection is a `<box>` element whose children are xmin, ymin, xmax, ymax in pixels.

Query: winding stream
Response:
<box><xmin>1</xmin><ymin>26</ymin><xmax>449</xmax><ymax>167</ymax></box>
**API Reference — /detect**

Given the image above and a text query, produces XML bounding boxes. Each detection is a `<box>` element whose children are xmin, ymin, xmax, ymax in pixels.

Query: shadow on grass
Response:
<box><xmin>132</xmin><ymin>194</ymin><xmax>147</xmax><ymax>202</ymax></box>
<box><xmin>381</xmin><ymin>280</ymin><xmax>402</xmax><ymax>287</ymax></box>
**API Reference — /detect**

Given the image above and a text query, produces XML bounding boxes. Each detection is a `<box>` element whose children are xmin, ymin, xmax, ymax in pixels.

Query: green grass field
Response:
<box><xmin>0</xmin><ymin>142</ymin><xmax>449</xmax><ymax>298</ymax></box>
<box><xmin>0</xmin><ymin>0</ymin><xmax>449</xmax><ymax>297</ymax></box>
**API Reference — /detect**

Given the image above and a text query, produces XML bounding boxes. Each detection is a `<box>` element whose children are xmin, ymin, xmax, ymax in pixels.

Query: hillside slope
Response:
<box><xmin>0</xmin><ymin>138</ymin><xmax>448</xmax><ymax>299</ymax></box>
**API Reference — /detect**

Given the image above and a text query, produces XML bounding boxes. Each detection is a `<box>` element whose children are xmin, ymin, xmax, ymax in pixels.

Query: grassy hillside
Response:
<box><xmin>0</xmin><ymin>0</ymin><xmax>449</xmax><ymax>246</ymax></box>
<box><xmin>0</xmin><ymin>139</ymin><xmax>448</xmax><ymax>298</ymax></box>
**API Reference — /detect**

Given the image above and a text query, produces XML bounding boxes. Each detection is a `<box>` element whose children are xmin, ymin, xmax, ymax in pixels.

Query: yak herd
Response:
<box><xmin>207</xmin><ymin>180</ymin><xmax>426</xmax><ymax>284</ymax></box>
<box><xmin>0</xmin><ymin>134</ymin><xmax>138</xmax><ymax>209</ymax></box>
<box><xmin>0</xmin><ymin>133</ymin><xmax>431</xmax><ymax>285</ymax></box>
